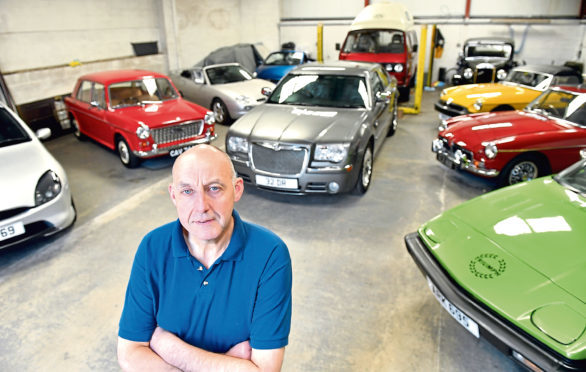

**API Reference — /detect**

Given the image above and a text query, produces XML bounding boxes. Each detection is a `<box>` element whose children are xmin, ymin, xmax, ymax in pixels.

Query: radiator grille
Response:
<box><xmin>151</xmin><ymin>120</ymin><xmax>204</xmax><ymax>145</ymax></box>
<box><xmin>251</xmin><ymin>143</ymin><xmax>307</xmax><ymax>175</ymax></box>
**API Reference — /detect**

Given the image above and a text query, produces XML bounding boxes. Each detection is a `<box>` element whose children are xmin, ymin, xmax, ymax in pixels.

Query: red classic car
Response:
<box><xmin>432</xmin><ymin>86</ymin><xmax>586</xmax><ymax>186</ymax></box>
<box><xmin>65</xmin><ymin>69</ymin><xmax>216</xmax><ymax>167</ymax></box>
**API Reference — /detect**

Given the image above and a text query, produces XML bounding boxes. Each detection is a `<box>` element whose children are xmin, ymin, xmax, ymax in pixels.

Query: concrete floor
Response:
<box><xmin>0</xmin><ymin>90</ymin><xmax>525</xmax><ymax>371</ymax></box>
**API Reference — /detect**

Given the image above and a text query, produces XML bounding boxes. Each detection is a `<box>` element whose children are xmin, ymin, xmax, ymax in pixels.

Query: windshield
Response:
<box><xmin>205</xmin><ymin>65</ymin><xmax>252</xmax><ymax>84</ymax></box>
<box><xmin>555</xmin><ymin>159</ymin><xmax>586</xmax><ymax>196</ymax></box>
<box><xmin>0</xmin><ymin>108</ymin><xmax>31</xmax><ymax>148</ymax></box>
<box><xmin>504</xmin><ymin>70</ymin><xmax>552</xmax><ymax>90</ymax></box>
<box><xmin>527</xmin><ymin>90</ymin><xmax>586</xmax><ymax>126</ymax></box>
<box><xmin>109</xmin><ymin>77</ymin><xmax>178</xmax><ymax>108</ymax></box>
<box><xmin>464</xmin><ymin>43</ymin><xmax>513</xmax><ymax>59</ymax></box>
<box><xmin>267</xmin><ymin>74</ymin><xmax>368</xmax><ymax>108</ymax></box>
<box><xmin>343</xmin><ymin>29</ymin><xmax>404</xmax><ymax>54</ymax></box>
<box><xmin>264</xmin><ymin>52</ymin><xmax>304</xmax><ymax>66</ymax></box>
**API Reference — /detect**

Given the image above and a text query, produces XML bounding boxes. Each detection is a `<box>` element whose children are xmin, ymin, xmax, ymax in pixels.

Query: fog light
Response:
<box><xmin>327</xmin><ymin>182</ymin><xmax>340</xmax><ymax>194</ymax></box>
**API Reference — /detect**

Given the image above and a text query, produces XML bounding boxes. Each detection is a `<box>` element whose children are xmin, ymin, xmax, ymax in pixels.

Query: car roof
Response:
<box><xmin>513</xmin><ymin>64</ymin><xmax>581</xmax><ymax>76</ymax></box>
<box><xmin>288</xmin><ymin>61</ymin><xmax>380</xmax><ymax>76</ymax></box>
<box><xmin>464</xmin><ymin>37</ymin><xmax>514</xmax><ymax>45</ymax></box>
<box><xmin>76</xmin><ymin>69</ymin><xmax>169</xmax><ymax>85</ymax></box>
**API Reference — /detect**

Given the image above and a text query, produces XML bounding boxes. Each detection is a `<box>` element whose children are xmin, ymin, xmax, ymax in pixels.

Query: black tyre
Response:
<box><xmin>354</xmin><ymin>145</ymin><xmax>373</xmax><ymax>194</ymax></box>
<box><xmin>386</xmin><ymin>94</ymin><xmax>399</xmax><ymax>137</ymax></box>
<box><xmin>398</xmin><ymin>86</ymin><xmax>410</xmax><ymax>102</ymax></box>
<box><xmin>116</xmin><ymin>137</ymin><xmax>140</xmax><ymax>168</ymax></box>
<box><xmin>72</xmin><ymin>118</ymin><xmax>86</xmax><ymax>140</ymax></box>
<box><xmin>212</xmin><ymin>98</ymin><xmax>232</xmax><ymax>125</ymax></box>
<box><xmin>498</xmin><ymin>154</ymin><xmax>548</xmax><ymax>187</ymax></box>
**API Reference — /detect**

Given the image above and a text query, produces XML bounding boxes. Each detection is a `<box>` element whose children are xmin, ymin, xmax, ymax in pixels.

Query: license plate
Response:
<box><xmin>427</xmin><ymin>277</ymin><xmax>479</xmax><ymax>338</ymax></box>
<box><xmin>0</xmin><ymin>221</ymin><xmax>25</xmax><ymax>242</ymax></box>
<box><xmin>255</xmin><ymin>175</ymin><xmax>298</xmax><ymax>190</ymax></box>
<box><xmin>169</xmin><ymin>146</ymin><xmax>193</xmax><ymax>158</ymax></box>
<box><xmin>437</xmin><ymin>153</ymin><xmax>457</xmax><ymax>169</ymax></box>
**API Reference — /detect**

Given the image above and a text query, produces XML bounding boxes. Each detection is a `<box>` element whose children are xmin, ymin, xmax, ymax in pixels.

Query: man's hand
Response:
<box><xmin>225</xmin><ymin>340</ymin><xmax>252</xmax><ymax>360</ymax></box>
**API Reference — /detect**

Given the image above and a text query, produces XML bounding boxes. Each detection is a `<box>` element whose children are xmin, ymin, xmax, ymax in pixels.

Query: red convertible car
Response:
<box><xmin>65</xmin><ymin>70</ymin><xmax>216</xmax><ymax>167</ymax></box>
<box><xmin>432</xmin><ymin>86</ymin><xmax>586</xmax><ymax>186</ymax></box>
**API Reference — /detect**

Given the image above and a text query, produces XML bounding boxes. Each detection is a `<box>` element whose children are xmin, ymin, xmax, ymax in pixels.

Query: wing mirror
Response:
<box><xmin>261</xmin><ymin>87</ymin><xmax>273</xmax><ymax>97</ymax></box>
<box><xmin>375</xmin><ymin>91</ymin><xmax>392</xmax><ymax>103</ymax></box>
<box><xmin>36</xmin><ymin>128</ymin><xmax>52</xmax><ymax>140</ymax></box>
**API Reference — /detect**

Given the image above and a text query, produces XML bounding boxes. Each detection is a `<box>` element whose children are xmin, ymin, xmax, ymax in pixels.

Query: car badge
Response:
<box><xmin>469</xmin><ymin>253</ymin><xmax>506</xmax><ymax>279</ymax></box>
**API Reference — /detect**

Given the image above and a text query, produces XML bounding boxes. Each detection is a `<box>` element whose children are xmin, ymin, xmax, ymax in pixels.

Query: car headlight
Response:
<box><xmin>473</xmin><ymin>99</ymin><xmax>483</xmax><ymax>111</ymax></box>
<box><xmin>314</xmin><ymin>143</ymin><xmax>349</xmax><ymax>163</ymax></box>
<box><xmin>463</xmin><ymin>68</ymin><xmax>473</xmax><ymax>80</ymax></box>
<box><xmin>484</xmin><ymin>143</ymin><xmax>498</xmax><ymax>159</ymax></box>
<box><xmin>35</xmin><ymin>170</ymin><xmax>62</xmax><ymax>206</ymax></box>
<box><xmin>136</xmin><ymin>123</ymin><xmax>150</xmax><ymax>139</ymax></box>
<box><xmin>438</xmin><ymin>120</ymin><xmax>448</xmax><ymax>132</ymax></box>
<box><xmin>497</xmin><ymin>69</ymin><xmax>507</xmax><ymax>80</ymax></box>
<box><xmin>385</xmin><ymin>64</ymin><xmax>394</xmax><ymax>72</ymax></box>
<box><xmin>235</xmin><ymin>95</ymin><xmax>253</xmax><ymax>105</ymax></box>
<box><xmin>205</xmin><ymin>111</ymin><xmax>215</xmax><ymax>125</ymax></box>
<box><xmin>227</xmin><ymin>136</ymin><xmax>249</xmax><ymax>153</ymax></box>
<box><xmin>394</xmin><ymin>64</ymin><xmax>404</xmax><ymax>73</ymax></box>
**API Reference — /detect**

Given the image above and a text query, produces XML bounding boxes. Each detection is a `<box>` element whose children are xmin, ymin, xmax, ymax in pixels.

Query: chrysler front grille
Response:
<box><xmin>251</xmin><ymin>143</ymin><xmax>307</xmax><ymax>175</ymax></box>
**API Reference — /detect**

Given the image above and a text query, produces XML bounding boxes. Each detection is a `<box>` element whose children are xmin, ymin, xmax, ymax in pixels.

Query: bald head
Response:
<box><xmin>172</xmin><ymin>145</ymin><xmax>237</xmax><ymax>185</ymax></box>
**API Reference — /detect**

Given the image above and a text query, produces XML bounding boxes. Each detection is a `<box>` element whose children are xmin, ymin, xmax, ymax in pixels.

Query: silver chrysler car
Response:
<box><xmin>225</xmin><ymin>61</ymin><xmax>398</xmax><ymax>195</ymax></box>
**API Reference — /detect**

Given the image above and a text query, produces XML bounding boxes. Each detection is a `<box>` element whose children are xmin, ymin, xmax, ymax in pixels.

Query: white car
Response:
<box><xmin>170</xmin><ymin>63</ymin><xmax>274</xmax><ymax>125</ymax></box>
<box><xmin>0</xmin><ymin>103</ymin><xmax>76</xmax><ymax>249</ymax></box>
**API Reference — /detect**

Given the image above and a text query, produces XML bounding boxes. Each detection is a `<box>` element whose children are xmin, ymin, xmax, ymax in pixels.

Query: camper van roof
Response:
<box><xmin>350</xmin><ymin>2</ymin><xmax>414</xmax><ymax>31</ymax></box>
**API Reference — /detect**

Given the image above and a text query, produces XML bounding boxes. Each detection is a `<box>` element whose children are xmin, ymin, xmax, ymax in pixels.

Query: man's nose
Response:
<box><xmin>192</xmin><ymin>190</ymin><xmax>209</xmax><ymax>212</ymax></box>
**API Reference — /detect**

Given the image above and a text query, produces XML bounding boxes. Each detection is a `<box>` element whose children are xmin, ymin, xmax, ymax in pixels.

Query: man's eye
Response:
<box><xmin>182</xmin><ymin>189</ymin><xmax>193</xmax><ymax>195</ymax></box>
<box><xmin>209</xmin><ymin>185</ymin><xmax>221</xmax><ymax>192</ymax></box>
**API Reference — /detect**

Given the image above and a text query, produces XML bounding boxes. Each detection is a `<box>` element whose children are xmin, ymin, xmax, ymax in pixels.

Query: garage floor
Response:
<box><xmin>0</xmin><ymin>90</ymin><xmax>525</xmax><ymax>371</ymax></box>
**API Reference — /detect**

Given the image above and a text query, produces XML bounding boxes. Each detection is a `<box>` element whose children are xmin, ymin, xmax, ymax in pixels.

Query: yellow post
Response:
<box><xmin>402</xmin><ymin>24</ymin><xmax>427</xmax><ymax>114</ymax></box>
<box><xmin>427</xmin><ymin>25</ymin><xmax>437</xmax><ymax>87</ymax></box>
<box><xmin>317</xmin><ymin>23</ymin><xmax>324</xmax><ymax>62</ymax></box>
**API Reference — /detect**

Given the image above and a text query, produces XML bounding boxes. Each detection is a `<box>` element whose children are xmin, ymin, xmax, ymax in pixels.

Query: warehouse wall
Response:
<box><xmin>279</xmin><ymin>0</ymin><xmax>586</xmax><ymax>82</ymax></box>
<box><xmin>0</xmin><ymin>0</ymin><xmax>279</xmax><ymax>106</ymax></box>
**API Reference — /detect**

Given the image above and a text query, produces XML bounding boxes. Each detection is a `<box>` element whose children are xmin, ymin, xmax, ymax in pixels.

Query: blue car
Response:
<box><xmin>255</xmin><ymin>50</ymin><xmax>311</xmax><ymax>83</ymax></box>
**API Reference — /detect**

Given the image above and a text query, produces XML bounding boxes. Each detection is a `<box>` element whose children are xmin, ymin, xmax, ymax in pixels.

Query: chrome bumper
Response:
<box><xmin>431</xmin><ymin>139</ymin><xmax>499</xmax><ymax>177</ymax></box>
<box><xmin>133</xmin><ymin>132</ymin><xmax>217</xmax><ymax>158</ymax></box>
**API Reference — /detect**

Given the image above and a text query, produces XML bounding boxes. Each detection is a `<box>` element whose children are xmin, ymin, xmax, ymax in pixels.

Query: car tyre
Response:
<box><xmin>116</xmin><ymin>137</ymin><xmax>140</xmax><ymax>168</ymax></box>
<box><xmin>212</xmin><ymin>98</ymin><xmax>232</xmax><ymax>125</ymax></box>
<box><xmin>498</xmin><ymin>154</ymin><xmax>549</xmax><ymax>187</ymax></box>
<box><xmin>387</xmin><ymin>94</ymin><xmax>399</xmax><ymax>137</ymax></box>
<box><xmin>354</xmin><ymin>145</ymin><xmax>373</xmax><ymax>194</ymax></box>
<box><xmin>72</xmin><ymin>118</ymin><xmax>86</xmax><ymax>140</ymax></box>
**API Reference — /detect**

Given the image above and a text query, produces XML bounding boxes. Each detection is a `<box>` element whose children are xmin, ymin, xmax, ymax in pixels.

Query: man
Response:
<box><xmin>117</xmin><ymin>145</ymin><xmax>292</xmax><ymax>371</ymax></box>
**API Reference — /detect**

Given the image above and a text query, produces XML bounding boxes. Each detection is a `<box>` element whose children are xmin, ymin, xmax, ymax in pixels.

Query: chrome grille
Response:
<box><xmin>439</xmin><ymin>137</ymin><xmax>474</xmax><ymax>161</ymax></box>
<box><xmin>439</xmin><ymin>100</ymin><xmax>466</xmax><ymax>113</ymax></box>
<box><xmin>475</xmin><ymin>66</ymin><xmax>495</xmax><ymax>83</ymax></box>
<box><xmin>151</xmin><ymin>120</ymin><xmax>204</xmax><ymax>145</ymax></box>
<box><xmin>251</xmin><ymin>143</ymin><xmax>307</xmax><ymax>175</ymax></box>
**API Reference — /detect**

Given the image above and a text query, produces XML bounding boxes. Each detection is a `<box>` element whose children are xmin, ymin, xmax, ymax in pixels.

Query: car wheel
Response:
<box><xmin>499</xmin><ymin>155</ymin><xmax>548</xmax><ymax>187</ymax></box>
<box><xmin>387</xmin><ymin>94</ymin><xmax>399</xmax><ymax>137</ymax></box>
<box><xmin>398</xmin><ymin>86</ymin><xmax>410</xmax><ymax>102</ymax></box>
<box><xmin>354</xmin><ymin>145</ymin><xmax>373</xmax><ymax>194</ymax></box>
<box><xmin>212</xmin><ymin>98</ymin><xmax>232</xmax><ymax>125</ymax></box>
<box><xmin>116</xmin><ymin>137</ymin><xmax>140</xmax><ymax>168</ymax></box>
<box><xmin>72</xmin><ymin>118</ymin><xmax>86</xmax><ymax>140</ymax></box>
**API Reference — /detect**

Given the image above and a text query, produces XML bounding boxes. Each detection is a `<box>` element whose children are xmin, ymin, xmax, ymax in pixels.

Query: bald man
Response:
<box><xmin>118</xmin><ymin>145</ymin><xmax>292</xmax><ymax>371</ymax></box>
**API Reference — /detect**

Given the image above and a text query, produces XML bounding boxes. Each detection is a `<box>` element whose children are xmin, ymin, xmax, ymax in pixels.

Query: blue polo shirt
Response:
<box><xmin>118</xmin><ymin>210</ymin><xmax>292</xmax><ymax>352</ymax></box>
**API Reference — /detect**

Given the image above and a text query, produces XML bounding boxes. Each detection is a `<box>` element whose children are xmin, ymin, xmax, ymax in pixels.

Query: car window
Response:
<box><xmin>464</xmin><ymin>43</ymin><xmax>512</xmax><ymax>59</ymax></box>
<box><xmin>268</xmin><ymin>73</ymin><xmax>368</xmax><ymax>108</ymax></box>
<box><xmin>265</xmin><ymin>52</ymin><xmax>301</xmax><ymax>66</ymax></box>
<box><xmin>109</xmin><ymin>78</ymin><xmax>178</xmax><ymax>108</ymax></box>
<box><xmin>93</xmin><ymin>83</ymin><xmax>106</xmax><ymax>109</ymax></box>
<box><xmin>205</xmin><ymin>65</ymin><xmax>252</xmax><ymax>85</ymax></box>
<box><xmin>0</xmin><ymin>108</ymin><xmax>31</xmax><ymax>148</ymax></box>
<box><xmin>553</xmin><ymin>75</ymin><xmax>581</xmax><ymax>85</ymax></box>
<box><xmin>180</xmin><ymin>70</ymin><xmax>192</xmax><ymax>79</ymax></box>
<box><xmin>343</xmin><ymin>30</ymin><xmax>405</xmax><ymax>54</ymax></box>
<box><xmin>77</xmin><ymin>80</ymin><xmax>93</xmax><ymax>103</ymax></box>
<box><xmin>506</xmin><ymin>70</ymin><xmax>552</xmax><ymax>89</ymax></box>
<box><xmin>370</xmin><ymin>72</ymin><xmax>384</xmax><ymax>98</ymax></box>
<box><xmin>555</xmin><ymin>160</ymin><xmax>586</xmax><ymax>195</ymax></box>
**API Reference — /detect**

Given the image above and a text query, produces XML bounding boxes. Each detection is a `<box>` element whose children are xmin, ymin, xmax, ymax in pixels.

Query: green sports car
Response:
<box><xmin>405</xmin><ymin>158</ymin><xmax>586</xmax><ymax>371</ymax></box>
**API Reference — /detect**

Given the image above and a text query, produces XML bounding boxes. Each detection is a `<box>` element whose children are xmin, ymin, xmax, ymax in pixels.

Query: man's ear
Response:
<box><xmin>233</xmin><ymin>178</ymin><xmax>244</xmax><ymax>202</ymax></box>
<box><xmin>168</xmin><ymin>183</ymin><xmax>177</xmax><ymax>206</ymax></box>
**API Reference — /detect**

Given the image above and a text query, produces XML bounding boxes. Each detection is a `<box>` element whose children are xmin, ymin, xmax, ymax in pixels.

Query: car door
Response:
<box><xmin>175</xmin><ymin>69</ymin><xmax>208</xmax><ymax>107</ymax></box>
<box><xmin>369</xmin><ymin>70</ymin><xmax>392</xmax><ymax>151</ymax></box>
<box><xmin>73</xmin><ymin>80</ymin><xmax>108</xmax><ymax>144</ymax></box>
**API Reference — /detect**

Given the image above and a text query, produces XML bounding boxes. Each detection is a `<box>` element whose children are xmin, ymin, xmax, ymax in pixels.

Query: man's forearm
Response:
<box><xmin>117</xmin><ymin>337</ymin><xmax>180</xmax><ymax>372</ymax></box>
<box><xmin>151</xmin><ymin>327</ymin><xmax>284</xmax><ymax>372</ymax></box>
